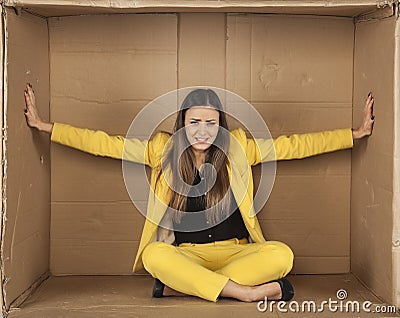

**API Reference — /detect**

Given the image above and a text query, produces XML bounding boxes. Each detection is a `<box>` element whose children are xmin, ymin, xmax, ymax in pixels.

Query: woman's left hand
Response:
<box><xmin>352</xmin><ymin>92</ymin><xmax>375</xmax><ymax>140</ymax></box>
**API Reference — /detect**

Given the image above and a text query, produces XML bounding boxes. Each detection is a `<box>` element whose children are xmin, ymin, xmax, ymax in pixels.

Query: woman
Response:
<box><xmin>24</xmin><ymin>84</ymin><xmax>375</xmax><ymax>303</ymax></box>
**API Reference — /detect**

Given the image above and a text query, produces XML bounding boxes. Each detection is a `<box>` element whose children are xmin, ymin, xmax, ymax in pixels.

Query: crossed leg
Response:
<box><xmin>142</xmin><ymin>240</ymin><xmax>294</xmax><ymax>302</ymax></box>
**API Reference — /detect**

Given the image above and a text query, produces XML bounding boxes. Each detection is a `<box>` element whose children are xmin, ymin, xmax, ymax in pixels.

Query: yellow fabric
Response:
<box><xmin>51</xmin><ymin>123</ymin><xmax>354</xmax><ymax>273</ymax></box>
<box><xmin>142</xmin><ymin>239</ymin><xmax>294</xmax><ymax>301</ymax></box>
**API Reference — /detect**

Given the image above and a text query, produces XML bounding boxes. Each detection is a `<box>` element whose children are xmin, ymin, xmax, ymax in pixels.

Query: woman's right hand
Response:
<box><xmin>24</xmin><ymin>83</ymin><xmax>53</xmax><ymax>133</ymax></box>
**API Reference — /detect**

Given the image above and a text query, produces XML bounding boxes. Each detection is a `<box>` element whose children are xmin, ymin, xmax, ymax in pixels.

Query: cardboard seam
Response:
<box><xmin>51</xmin><ymin>200</ymin><xmax>141</xmax><ymax>204</ymax></box>
<box><xmin>223</xmin><ymin>12</ymin><xmax>227</xmax><ymax>89</ymax></box>
<box><xmin>0</xmin><ymin>3</ymin><xmax>389</xmax><ymax>20</ymax></box>
<box><xmin>392</xmin><ymin>2</ymin><xmax>400</xmax><ymax>311</ymax></box>
<box><xmin>13</xmin><ymin>302</ymin><xmax>228</xmax><ymax>312</ymax></box>
<box><xmin>50</xmin><ymin>273</ymin><xmax>149</xmax><ymax>277</ymax></box>
<box><xmin>32</xmin><ymin>11</ymin><xmax>187</xmax><ymax>20</ymax></box>
<box><xmin>249</xmin><ymin>15</ymin><xmax>253</xmax><ymax>104</ymax></box>
<box><xmin>19</xmin><ymin>7</ymin><xmax>47</xmax><ymax>19</ymax></box>
<box><xmin>238</xmin><ymin>12</ymin><xmax>360</xmax><ymax>19</ymax></box>
<box><xmin>352</xmin><ymin>262</ymin><xmax>395</xmax><ymax>303</ymax></box>
<box><xmin>350</xmin><ymin>272</ymin><xmax>388</xmax><ymax>303</ymax></box>
<box><xmin>2</xmin><ymin>0</ymin><xmax>384</xmax><ymax>9</ymax></box>
<box><xmin>0</xmin><ymin>3</ymin><xmax>8</xmax><ymax>315</ymax></box>
<box><xmin>51</xmin><ymin>96</ymin><xmax>152</xmax><ymax>105</ymax></box>
<box><xmin>293</xmin><ymin>256</ymin><xmax>349</xmax><ymax>259</ymax></box>
<box><xmin>355</xmin><ymin>4</ymin><xmax>396</xmax><ymax>23</ymax></box>
<box><xmin>349</xmin><ymin>12</ymin><xmax>356</xmax><ymax>279</ymax></box>
<box><xmin>0</xmin><ymin>3</ymin><xmax>4</xmax><ymax>316</ymax></box>
<box><xmin>176</xmin><ymin>12</ymin><xmax>179</xmax><ymax>89</ymax></box>
<box><xmin>47</xmin><ymin>12</ymin><xmax>51</xmax><ymax>276</ymax></box>
<box><xmin>250</xmin><ymin>101</ymin><xmax>352</xmax><ymax>105</ymax></box>
<box><xmin>7</xmin><ymin>271</ymin><xmax>50</xmax><ymax>312</ymax></box>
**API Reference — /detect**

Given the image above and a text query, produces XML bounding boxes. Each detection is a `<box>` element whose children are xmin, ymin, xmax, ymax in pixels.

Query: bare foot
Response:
<box><xmin>220</xmin><ymin>280</ymin><xmax>282</xmax><ymax>302</ymax></box>
<box><xmin>251</xmin><ymin>282</ymin><xmax>282</xmax><ymax>301</ymax></box>
<box><xmin>162</xmin><ymin>280</ymin><xmax>283</xmax><ymax>301</ymax></box>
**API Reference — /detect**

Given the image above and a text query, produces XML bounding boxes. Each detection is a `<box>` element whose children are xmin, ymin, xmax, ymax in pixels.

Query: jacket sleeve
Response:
<box><xmin>51</xmin><ymin>122</ymin><xmax>167</xmax><ymax>168</ymax></box>
<box><xmin>245</xmin><ymin>128</ymin><xmax>354</xmax><ymax>166</ymax></box>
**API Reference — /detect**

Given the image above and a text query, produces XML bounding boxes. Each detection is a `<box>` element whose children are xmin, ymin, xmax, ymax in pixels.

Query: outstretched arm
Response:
<box><xmin>24</xmin><ymin>84</ymin><xmax>165</xmax><ymax>166</ymax></box>
<box><xmin>245</xmin><ymin>92</ymin><xmax>375</xmax><ymax>165</ymax></box>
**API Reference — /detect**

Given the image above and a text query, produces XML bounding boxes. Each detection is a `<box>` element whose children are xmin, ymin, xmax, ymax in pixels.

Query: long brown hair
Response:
<box><xmin>157</xmin><ymin>89</ymin><xmax>231</xmax><ymax>225</ymax></box>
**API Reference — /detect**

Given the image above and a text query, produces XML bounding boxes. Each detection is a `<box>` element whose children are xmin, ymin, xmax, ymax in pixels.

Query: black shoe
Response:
<box><xmin>271</xmin><ymin>278</ymin><xmax>294</xmax><ymax>301</ymax></box>
<box><xmin>152</xmin><ymin>278</ymin><xmax>165</xmax><ymax>298</ymax></box>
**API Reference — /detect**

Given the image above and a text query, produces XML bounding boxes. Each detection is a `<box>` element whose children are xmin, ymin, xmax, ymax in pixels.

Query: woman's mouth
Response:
<box><xmin>194</xmin><ymin>137</ymin><xmax>209</xmax><ymax>143</ymax></box>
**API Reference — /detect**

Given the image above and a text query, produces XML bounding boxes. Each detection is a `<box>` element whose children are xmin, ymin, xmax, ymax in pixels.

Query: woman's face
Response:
<box><xmin>184</xmin><ymin>106</ymin><xmax>220</xmax><ymax>152</ymax></box>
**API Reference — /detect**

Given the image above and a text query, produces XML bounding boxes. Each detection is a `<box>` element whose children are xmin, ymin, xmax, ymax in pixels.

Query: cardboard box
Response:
<box><xmin>1</xmin><ymin>0</ymin><xmax>399</xmax><ymax>316</ymax></box>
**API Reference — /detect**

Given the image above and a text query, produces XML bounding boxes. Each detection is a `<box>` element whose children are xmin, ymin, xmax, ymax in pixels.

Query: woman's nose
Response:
<box><xmin>198</xmin><ymin>123</ymin><xmax>207</xmax><ymax>134</ymax></box>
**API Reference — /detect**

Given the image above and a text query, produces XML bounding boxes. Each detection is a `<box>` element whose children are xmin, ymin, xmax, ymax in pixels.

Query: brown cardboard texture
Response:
<box><xmin>2</xmin><ymin>7</ymin><xmax>51</xmax><ymax>311</ymax></box>
<box><xmin>1</xmin><ymin>1</ymin><xmax>399</xmax><ymax>317</ymax></box>
<box><xmin>4</xmin><ymin>0</ymin><xmax>381</xmax><ymax>16</ymax></box>
<box><xmin>5</xmin><ymin>274</ymin><xmax>394</xmax><ymax>318</ymax></box>
<box><xmin>352</xmin><ymin>14</ymin><xmax>396</xmax><ymax>305</ymax></box>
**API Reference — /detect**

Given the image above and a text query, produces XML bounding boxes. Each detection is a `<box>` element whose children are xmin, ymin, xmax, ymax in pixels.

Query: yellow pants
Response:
<box><xmin>142</xmin><ymin>238</ymin><xmax>294</xmax><ymax>302</ymax></box>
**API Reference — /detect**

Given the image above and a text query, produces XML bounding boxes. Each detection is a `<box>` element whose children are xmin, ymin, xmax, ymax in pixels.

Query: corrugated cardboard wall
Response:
<box><xmin>226</xmin><ymin>14</ymin><xmax>353</xmax><ymax>274</ymax></box>
<box><xmin>49</xmin><ymin>14</ymin><xmax>178</xmax><ymax>274</ymax></box>
<box><xmin>352</xmin><ymin>15</ymin><xmax>396</xmax><ymax>304</ymax></box>
<box><xmin>3</xmin><ymin>9</ymin><xmax>50</xmax><ymax>308</ymax></box>
<box><xmin>50</xmin><ymin>13</ymin><xmax>353</xmax><ymax>275</ymax></box>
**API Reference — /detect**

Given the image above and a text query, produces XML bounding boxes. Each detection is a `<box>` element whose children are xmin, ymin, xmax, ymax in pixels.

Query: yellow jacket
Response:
<box><xmin>51</xmin><ymin>123</ymin><xmax>353</xmax><ymax>272</ymax></box>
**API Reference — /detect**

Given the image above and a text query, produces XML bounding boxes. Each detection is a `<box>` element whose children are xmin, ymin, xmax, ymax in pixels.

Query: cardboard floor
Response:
<box><xmin>7</xmin><ymin>274</ymin><xmax>399</xmax><ymax>318</ymax></box>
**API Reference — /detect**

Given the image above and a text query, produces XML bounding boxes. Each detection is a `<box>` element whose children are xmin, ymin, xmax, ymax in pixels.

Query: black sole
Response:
<box><xmin>152</xmin><ymin>278</ymin><xmax>165</xmax><ymax>298</ymax></box>
<box><xmin>272</xmin><ymin>278</ymin><xmax>295</xmax><ymax>301</ymax></box>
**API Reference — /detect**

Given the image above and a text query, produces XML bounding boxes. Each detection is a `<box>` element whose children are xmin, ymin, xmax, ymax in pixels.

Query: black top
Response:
<box><xmin>173</xmin><ymin>168</ymin><xmax>249</xmax><ymax>245</ymax></box>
